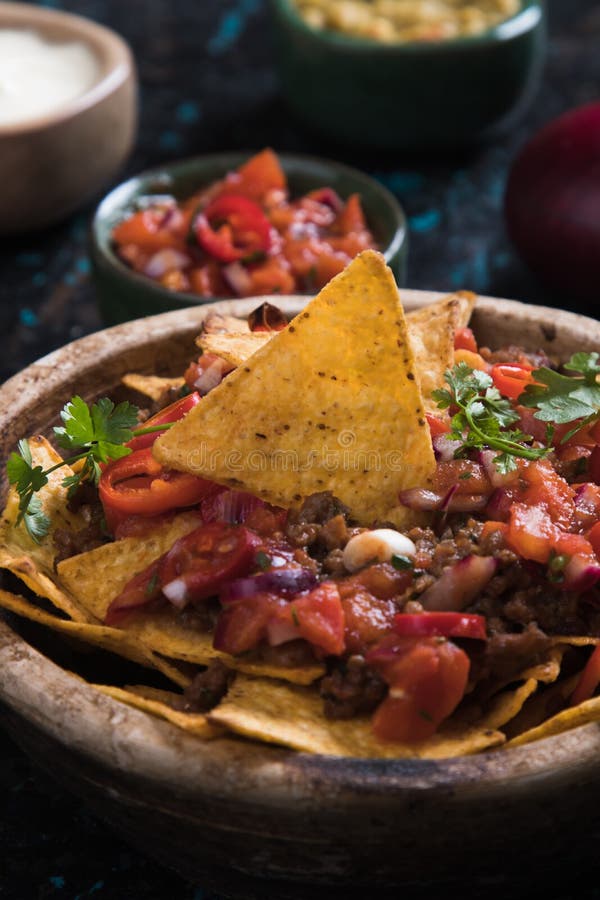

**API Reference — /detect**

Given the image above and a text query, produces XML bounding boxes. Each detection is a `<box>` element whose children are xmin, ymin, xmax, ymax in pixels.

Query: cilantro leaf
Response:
<box><xmin>54</xmin><ymin>396</ymin><xmax>138</xmax><ymax>454</ymax></box>
<box><xmin>434</xmin><ymin>363</ymin><xmax>549</xmax><ymax>470</ymax></box>
<box><xmin>22</xmin><ymin>495</ymin><xmax>51</xmax><ymax>543</ymax></box>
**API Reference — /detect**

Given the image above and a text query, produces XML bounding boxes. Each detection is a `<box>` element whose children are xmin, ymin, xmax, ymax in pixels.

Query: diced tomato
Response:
<box><xmin>247</xmin><ymin>257</ymin><xmax>296</xmax><ymax>295</ymax></box>
<box><xmin>393</xmin><ymin>612</ymin><xmax>487</xmax><ymax>640</ymax></box>
<box><xmin>287</xmin><ymin>582</ymin><xmax>345</xmax><ymax>656</ymax></box>
<box><xmin>189</xmin><ymin>261</ymin><xmax>228</xmax><ymax>297</ymax></box>
<box><xmin>434</xmin><ymin>460</ymin><xmax>491</xmax><ymax>496</ymax></box>
<box><xmin>589</xmin><ymin>521</ymin><xmax>600</xmax><ymax>558</ymax></box>
<box><xmin>454</xmin><ymin>348</ymin><xmax>490</xmax><ymax>372</ymax></box>
<box><xmin>334</xmin><ymin>194</ymin><xmax>367</xmax><ymax>234</ymax></box>
<box><xmin>126</xmin><ymin>393</ymin><xmax>200</xmax><ymax>452</ymax></box>
<box><xmin>480</xmin><ymin>520</ymin><xmax>509</xmax><ymax>541</ymax></box>
<box><xmin>221</xmin><ymin>148</ymin><xmax>287</xmax><ymax>202</ymax></box>
<box><xmin>368</xmin><ymin>636</ymin><xmax>470</xmax><ymax>742</ymax></box>
<box><xmin>571</xmin><ymin>644</ymin><xmax>600</xmax><ymax>706</ymax></box>
<box><xmin>159</xmin><ymin>522</ymin><xmax>261</xmax><ymax>606</ymax></box>
<box><xmin>339</xmin><ymin>589</ymin><xmax>398</xmax><ymax>655</ymax></box>
<box><xmin>506</xmin><ymin>502</ymin><xmax>559</xmax><ymax>563</ymax></box>
<box><xmin>491</xmin><ymin>362</ymin><xmax>536</xmax><ymax>401</ymax></box>
<box><xmin>574</xmin><ymin>483</ymin><xmax>600</xmax><ymax>529</ymax></box>
<box><xmin>112</xmin><ymin>208</ymin><xmax>183</xmax><ymax>251</ymax></box>
<box><xmin>454</xmin><ymin>327</ymin><xmax>478</xmax><ymax>353</ymax></box>
<box><xmin>426</xmin><ymin>413</ymin><xmax>451</xmax><ymax>437</ymax></box>
<box><xmin>104</xmin><ymin>560</ymin><xmax>162</xmax><ymax>626</ymax></box>
<box><xmin>521</xmin><ymin>459</ymin><xmax>575</xmax><ymax>530</ymax></box>
<box><xmin>311</xmin><ymin>249</ymin><xmax>350</xmax><ymax>287</ymax></box>
<box><xmin>589</xmin><ymin>446</ymin><xmax>600</xmax><ymax>485</ymax></box>
<box><xmin>214</xmin><ymin>582</ymin><xmax>344</xmax><ymax>657</ymax></box>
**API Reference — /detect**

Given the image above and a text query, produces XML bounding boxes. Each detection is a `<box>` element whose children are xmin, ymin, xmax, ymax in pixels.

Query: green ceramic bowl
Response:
<box><xmin>91</xmin><ymin>152</ymin><xmax>407</xmax><ymax>325</ymax></box>
<box><xmin>268</xmin><ymin>0</ymin><xmax>546</xmax><ymax>150</ymax></box>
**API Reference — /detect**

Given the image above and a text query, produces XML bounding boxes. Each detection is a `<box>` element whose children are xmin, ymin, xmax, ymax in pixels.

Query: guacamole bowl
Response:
<box><xmin>1</xmin><ymin>290</ymin><xmax>600</xmax><ymax>897</ymax></box>
<box><xmin>268</xmin><ymin>0</ymin><xmax>546</xmax><ymax>150</ymax></box>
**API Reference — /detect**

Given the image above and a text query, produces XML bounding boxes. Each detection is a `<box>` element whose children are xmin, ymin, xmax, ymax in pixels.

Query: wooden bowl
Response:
<box><xmin>0</xmin><ymin>2</ymin><xmax>137</xmax><ymax>235</ymax></box>
<box><xmin>1</xmin><ymin>291</ymin><xmax>600</xmax><ymax>897</ymax></box>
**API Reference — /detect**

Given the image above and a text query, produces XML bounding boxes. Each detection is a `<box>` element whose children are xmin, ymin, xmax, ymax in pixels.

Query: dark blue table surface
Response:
<box><xmin>2</xmin><ymin>1</ymin><xmax>600</xmax><ymax>897</ymax></box>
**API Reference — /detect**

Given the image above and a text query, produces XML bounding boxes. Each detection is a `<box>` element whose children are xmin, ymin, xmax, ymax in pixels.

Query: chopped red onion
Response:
<box><xmin>222</xmin><ymin>261</ymin><xmax>253</xmax><ymax>296</ymax></box>
<box><xmin>220</xmin><ymin>568</ymin><xmax>318</xmax><ymax>605</ymax></box>
<box><xmin>563</xmin><ymin>555</ymin><xmax>600</xmax><ymax>592</ymax></box>
<box><xmin>485</xmin><ymin>488</ymin><xmax>514</xmax><ymax>521</ymax></box>
<box><xmin>419</xmin><ymin>555</ymin><xmax>498</xmax><ymax>611</ymax></box>
<box><xmin>144</xmin><ymin>248</ymin><xmax>190</xmax><ymax>278</ymax></box>
<box><xmin>432</xmin><ymin>434</ymin><xmax>462</xmax><ymax>462</ymax></box>
<box><xmin>477</xmin><ymin>450</ymin><xmax>520</xmax><ymax>488</ymax></box>
<box><xmin>194</xmin><ymin>358</ymin><xmax>230</xmax><ymax>395</ymax></box>
<box><xmin>399</xmin><ymin>487</ymin><xmax>488</xmax><ymax>513</ymax></box>
<box><xmin>162</xmin><ymin>577</ymin><xmax>189</xmax><ymax>610</ymax></box>
<box><xmin>201</xmin><ymin>490</ymin><xmax>265</xmax><ymax>524</ymax></box>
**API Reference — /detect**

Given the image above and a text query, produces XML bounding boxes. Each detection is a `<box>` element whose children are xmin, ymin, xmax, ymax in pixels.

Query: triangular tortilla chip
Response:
<box><xmin>197</xmin><ymin>332</ymin><xmax>271</xmax><ymax>367</ymax></box>
<box><xmin>0</xmin><ymin>436</ymin><xmax>94</xmax><ymax>622</ymax></box>
<box><xmin>121</xmin><ymin>373</ymin><xmax>185</xmax><ymax>402</ymax></box>
<box><xmin>56</xmin><ymin>516</ymin><xmax>324</xmax><ymax>686</ymax></box>
<box><xmin>155</xmin><ymin>251</ymin><xmax>435</xmax><ymax>525</ymax></box>
<box><xmin>0</xmin><ymin>588</ymin><xmax>191</xmax><ymax>687</ymax></box>
<box><xmin>92</xmin><ymin>684</ymin><xmax>222</xmax><ymax>738</ymax></box>
<box><xmin>208</xmin><ymin>674</ymin><xmax>505</xmax><ymax>758</ymax></box>
<box><xmin>406</xmin><ymin>293</ymin><xmax>474</xmax><ymax>411</ymax></box>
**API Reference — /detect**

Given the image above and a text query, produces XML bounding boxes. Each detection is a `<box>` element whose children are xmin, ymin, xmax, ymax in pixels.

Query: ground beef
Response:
<box><xmin>285</xmin><ymin>491</ymin><xmax>356</xmax><ymax>572</ymax></box>
<box><xmin>53</xmin><ymin>482</ymin><xmax>108</xmax><ymax>563</ymax></box>
<box><xmin>408</xmin><ymin>519</ymin><xmax>483</xmax><ymax>577</ymax></box>
<box><xmin>177</xmin><ymin>599</ymin><xmax>221</xmax><ymax>633</ymax></box>
<box><xmin>469</xmin><ymin>622</ymin><xmax>552</xmax><ymax>685</ymax></box>
<box><xmin>320</xmin><ymin>655</ymin><xmax>386</xmax><ymax>719</ymax></box>
<box><xmin>178</xmin><ymin>660</ymin><xmax>233</xmax><ymax>712</ymax></box>
<box><xmin>480</xmin><ymin>345</ymin><xmax>555</xmax><ymax>369</ymax></box>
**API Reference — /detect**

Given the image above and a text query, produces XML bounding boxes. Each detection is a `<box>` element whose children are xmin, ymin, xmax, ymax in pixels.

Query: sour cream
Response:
<box><xmin>0</xmin><ymin>29</ymin><xmax>100</xmax><ymax>126</ymax></box>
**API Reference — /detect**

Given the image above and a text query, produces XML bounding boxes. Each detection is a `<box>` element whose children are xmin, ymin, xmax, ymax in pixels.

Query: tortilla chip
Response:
<box><xmin>505</xmin><ymin>687</ymin><xmax>600</xmax><ymax>749</ymax></box>
<box><xmin>0</xmin><ymin>436</ymin><xmax>94</xmax><ymax>622</ymax></box>
<box><xmin>475</xmin><ymin>678</ymin><xmax>539</xmax><ymax>731</ymax></box>
<box><xmin>0</xmin><ymin>588</ymin><xmax>192</xmax><ymax>687</ymax></box>
<box><xmin>56</xmin><ymin>516</ymin><xmax>324</xmax><ymax>686</ymax></box>
<box><xmin>197</xmin><ymin>332</ymin><xmax>271</xmax><ymax>367</ymax></box>
<box><xmin>155</xmin><ymin>251</ymin><xmax>435</xmax><ymax>526</ymax></box>
<box><xmin>405</xmin><ymin>295</ymin><xmax>469</xmax><ymax>411</ymax></box>
<box><xmin>202</xmin><ymin>311</ymin><xmax>250</xmax><ymax>335</ymax></box>
<box><xmin>208</xmin><ymin>674</ymin><xmax>504</xmax><ymax>758</ymax></box>
<box><xmin>121</xmin><ymin>373</ymin><xmax>185</xmax><ymax>402</ymax></box>
<box><xmin>92</xmin><ymin>684</ymin><xmax>222</xmax><ymax>738</ymax></box>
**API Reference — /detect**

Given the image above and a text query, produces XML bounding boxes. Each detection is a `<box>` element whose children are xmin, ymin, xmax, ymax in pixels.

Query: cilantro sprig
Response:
<box><xmin>6</xmin><ymin>396</ymin><xmax>172</xmax><ymax>543</ymax></box>
<box><xmin>520</xmin><ymin>352</ymin><xmax>600</xmax><ymax>443</ymax></box>
<box><xmin>432</xmin><ymin>363</ymin><xmax>550</xmax><ymax>474</ymax></box>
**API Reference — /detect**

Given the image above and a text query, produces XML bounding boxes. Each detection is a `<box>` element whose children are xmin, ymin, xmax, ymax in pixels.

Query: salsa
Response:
<box><xmin>112</xmin><ymin>148</ymin><xmax>378</xmax><ymax>298</ymax></box>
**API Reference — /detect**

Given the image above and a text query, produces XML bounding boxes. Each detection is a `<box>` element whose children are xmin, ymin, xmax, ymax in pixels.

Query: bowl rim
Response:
<box><xmin>0</xmin><ymin>1</ymin><xmax>134</xmax><ymax>137</ymax></box>
<box><xmin>269</xmin><ymin>0</ymin><xmax>544</xmax><ymax>53</ymax></box>
<box><xmin>91</xmin><ymin>150</ymin><xmax>407</xmax><ymax>310</ymax></box>
<box><xmin>3</xmin><ymin>290</ymin><xmax>600</xmax><ymax>794</ymax></box>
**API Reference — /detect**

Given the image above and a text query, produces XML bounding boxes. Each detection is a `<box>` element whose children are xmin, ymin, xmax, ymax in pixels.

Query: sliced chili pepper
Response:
<box><xmin>99</xmin><ymin>447</ymin><xmax>214</xmax><ymax>531</ymax></box>
<box><xmin>492</xmin><ymin>362</ymin><xmax>535</xmax><ymax>401</ymax></box>
<box><xmin>126</xmin><ymin>392</ymin><xmax>200</xmax><ymax>452</ymax></box>
<box><xmin>393</xmin><ymin>612</ymin><xmax>487</xmax><ymax>640</ymax></box>
<box><xmin>194</xmin><ymin>194</ymin><xmax>272</xmax><ymax>263</ymax></box>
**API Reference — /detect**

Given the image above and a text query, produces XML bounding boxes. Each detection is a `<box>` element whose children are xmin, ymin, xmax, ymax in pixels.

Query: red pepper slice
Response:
<box><xmin>571</xmin><ymin>644</ymin><xmax>600</xmax><ymax>706</ymax></box>
<box><xmin>393</xmin><ymin>612</ymin><xmax>487</xmax><ymax>640</ymax></box>
<box><xmin>99</xmin><ymin>447</ymin><xmax>213</xmax><ymax>531</ymax></box>
<box><xmin>126</xmin><ymin>392</ymin><xmax>200</xmax><ymax>452</ymax></box>
<box><xmin>194</xmin><ymin>194</ymin><xmax>272</xmax><ymax>263</ymax></box>
<box><xmin>491</xmin><ymin>362</ymin><xmax>535</xmax><ymax>401</ymax></box>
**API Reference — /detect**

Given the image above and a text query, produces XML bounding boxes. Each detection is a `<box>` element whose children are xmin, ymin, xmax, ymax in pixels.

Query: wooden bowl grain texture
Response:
<box><xmin>1</xmin><ymin>291</ymin><xmax>600</xmax><ymax>897</ymax></box>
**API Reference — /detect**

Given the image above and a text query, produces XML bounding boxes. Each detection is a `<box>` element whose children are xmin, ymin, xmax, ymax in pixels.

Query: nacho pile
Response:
<box><xmin>4</xmin><ymin>250</ymin><xmax>600</xmax><ymax>758</ymax></box>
